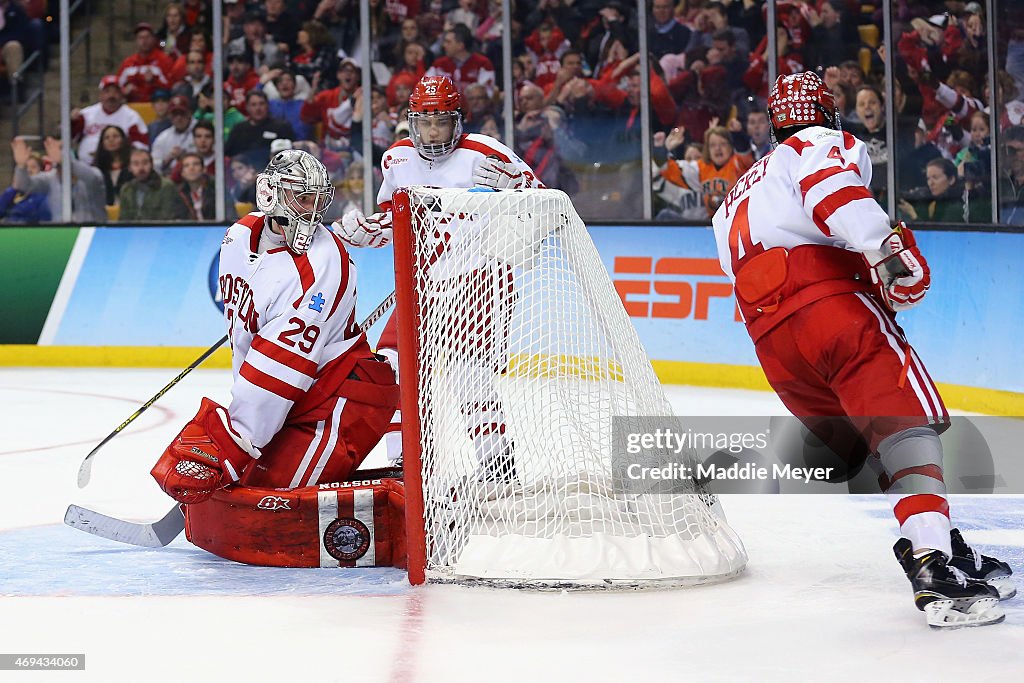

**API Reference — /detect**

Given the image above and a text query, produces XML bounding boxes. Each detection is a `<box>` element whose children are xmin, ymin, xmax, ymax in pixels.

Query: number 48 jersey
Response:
<box><xmin>218</xmin><ymin>212</ymin><xmax>366</xmax><ymax>449</ymax></box>
<box><xmin>711</xmin><ymin>126</ymin><xmax>893</xmax><ymax>282</ymax></box>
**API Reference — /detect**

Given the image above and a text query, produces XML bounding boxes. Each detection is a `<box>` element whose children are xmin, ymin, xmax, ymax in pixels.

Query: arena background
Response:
<box><xmin>2</xmin><ymin>0</ymin><xmax>1023</xmax><ymax>411</ymax></box>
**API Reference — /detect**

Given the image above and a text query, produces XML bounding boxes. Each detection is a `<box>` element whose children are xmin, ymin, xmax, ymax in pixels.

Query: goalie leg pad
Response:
<box><xmin>184</xmin><ymin>478</ymin><xmax>407</xmax><ymax>568</ymax></box>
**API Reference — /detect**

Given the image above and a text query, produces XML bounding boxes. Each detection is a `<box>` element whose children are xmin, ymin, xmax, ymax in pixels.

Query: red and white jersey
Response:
<box><xmin>376</xmin><ymin>133</ymin><xmax>540</xmax><ymax>211</ymax></box>
<box><xmin>426</xmin><ymin>54</ymin><xmax>496</xmax><ymax>97</ymax></box>
<box><xmin>117</xmin><ymin>50</ymin><xmax>176</xmax><ymax>102</ymax></box>
<box><xmin>219</xmin><ymin>213</ymin><xmax>365</xmax><ymax>449</ymax></box>
<box><xmin>73</xmin><ymin>103</ymin><xmax>149</xmax><ymax>165</ymax></box>
<box><xmin>711</xmin><ymin>126</ymin><xmax>892</xmax><ymax>281</ymax></box>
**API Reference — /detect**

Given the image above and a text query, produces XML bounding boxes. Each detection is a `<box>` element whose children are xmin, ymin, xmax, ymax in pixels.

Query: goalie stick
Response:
<box><xmin>64</xmin><ymin>503</ymin><xmax>185</xmax><ymax>548</ymax></box>
<box><xmin>77</xmin><ymin>335</ymin><xmax>228</xmax><ymax>488</ymax></box>
<box><xmin>65</xmin><ymin>290</ymin><xmax>398</xmax><ymax>548</ymax></box>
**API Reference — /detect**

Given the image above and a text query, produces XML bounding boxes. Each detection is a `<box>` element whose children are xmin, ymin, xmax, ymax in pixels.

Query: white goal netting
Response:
<box><xmin>395</xmin><ymin>187</ymin><xmax>746</xmax><ymax>587</ymax></box>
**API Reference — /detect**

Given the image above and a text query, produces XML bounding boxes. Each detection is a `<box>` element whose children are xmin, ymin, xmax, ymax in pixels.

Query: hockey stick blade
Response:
<box><xmin>64</xmin><ymin>504</ymin><xmax>185</xmax><ymax>548</ymax></box>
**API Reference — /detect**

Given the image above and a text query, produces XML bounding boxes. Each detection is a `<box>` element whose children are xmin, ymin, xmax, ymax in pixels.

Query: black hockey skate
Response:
<box><xmin>949</xmin><ymin>528</ymin><xmax>1015</xmax><ymax>599</ymax></box>
<box><xmin>894</xmin><ymin>538</ymin><xmax>1004</xmax><ymax>628</ymax></box>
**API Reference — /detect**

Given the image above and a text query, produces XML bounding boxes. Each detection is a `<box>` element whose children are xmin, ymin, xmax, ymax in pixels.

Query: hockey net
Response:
<box><xmin>392</xmin><ymin>187</ymin><xmax>747</xmax><ymax>587</ymax></box>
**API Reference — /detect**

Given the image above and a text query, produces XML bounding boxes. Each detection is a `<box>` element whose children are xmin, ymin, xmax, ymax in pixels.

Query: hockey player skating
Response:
<box><xmin>149</xmin><ymin>149</ymin><xmax>401</xmax><ymax>565</ymax></box>
<box><xmin>333</xmin><ymin>75</ymin><xmax>545</xmax><ymax>479</ymax></box>
<box><xmin>711</xmin><ymin>71</ymin><xmax>1013</xmax><ymax>628</ymax></box>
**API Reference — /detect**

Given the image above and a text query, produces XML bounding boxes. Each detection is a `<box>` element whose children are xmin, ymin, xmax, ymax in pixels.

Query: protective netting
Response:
<box><xmin>400</xmin><ymin>187</ymin><xmax>747</xmax><ymax>587</ymax></box>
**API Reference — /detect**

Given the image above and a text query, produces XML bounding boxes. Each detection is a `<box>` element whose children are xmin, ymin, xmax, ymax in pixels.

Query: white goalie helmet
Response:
<box><xmin>254</xmin><ymin>149</ymin><xmax>334</xmax><ymax>254</ymax></box>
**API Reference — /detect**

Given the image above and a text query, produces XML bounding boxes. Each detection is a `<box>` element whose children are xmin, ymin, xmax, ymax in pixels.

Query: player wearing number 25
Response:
<box><xmin>711</xmin><ymin>72</ymin><xmax>1012</xmax><ymax>628</ymax></box>
<box><xmin>332</xmin><ymin>74</ymin><xmax>546</xmax><ymax>467</ymax></box>
<box><xmin>151</xmin><ymin>150</ymin><xmax>398</xmax><ymax>506</ymax></box>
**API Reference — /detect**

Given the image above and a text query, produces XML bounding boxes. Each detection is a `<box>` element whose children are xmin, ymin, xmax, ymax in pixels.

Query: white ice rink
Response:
<box><xmin>1</xmin><ymin>368</ymin><xmax>1021</xmax><ymax>682</ymax></box>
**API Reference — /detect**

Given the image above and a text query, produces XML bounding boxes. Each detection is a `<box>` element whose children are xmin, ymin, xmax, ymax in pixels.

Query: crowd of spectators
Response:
<box><xmin>4</xmin><ymin>0</ymin><xmax>1024</xmax><ymax>224</ymax></box>
<box><xmin>0</xmin><ymin>0</ymin><xmax>49</xmax><ymax>105</ymax></box>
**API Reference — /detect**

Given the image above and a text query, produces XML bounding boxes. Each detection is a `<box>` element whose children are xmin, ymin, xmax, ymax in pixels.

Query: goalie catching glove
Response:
<box><xmin>151</xmin><ymin>398</ymin><xmax>260</xmax><ymax>504</ymax></box>
<box><xmin>473</xmin><ymin>156</ymin><xmax>527</xmax><ymax>190</ymax></box>
<box><xmin>331</xmin><ymin>209</ymin><xmax>393</xmax><ymax>248</ymax></box>
<box><xmin>865</xmin><ymin>222</ymin><xmax>930</xmax><ymax>312</ymax></box>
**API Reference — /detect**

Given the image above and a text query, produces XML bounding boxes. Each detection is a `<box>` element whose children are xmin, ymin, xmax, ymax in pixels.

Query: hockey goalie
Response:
<box><xmin>149</xmin><ymin>149</ymin><xmax>407</xmax><ymax>568</ymax></box>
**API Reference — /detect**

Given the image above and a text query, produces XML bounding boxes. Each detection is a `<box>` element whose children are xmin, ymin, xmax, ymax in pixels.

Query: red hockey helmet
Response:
<box><xmin>767</xmin><ymin>71</ymin><xmax>839</xmax><ymax>139</ymax></box>
<box><xmin>408</xmin><ymin>75</ymin><xmax>463</xmax><ymax>160</ymax></box>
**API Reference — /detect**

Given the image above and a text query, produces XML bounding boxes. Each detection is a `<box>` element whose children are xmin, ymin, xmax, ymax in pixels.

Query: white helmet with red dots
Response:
<box><xmin>767</xmin><ymin>71</ymin><xmax>840</xmax><ymax>143</ymax></box>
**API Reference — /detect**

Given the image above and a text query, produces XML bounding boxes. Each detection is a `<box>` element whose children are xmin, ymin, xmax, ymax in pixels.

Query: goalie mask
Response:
<box><xmin>767</xmin><ymin>71</ymin><xmax>840</xmax><ymax>144</ymax></box>
<box><xmin>408</xmin><ymin>75</ymin><xmax>463</xmax><ymax>160</ymax></box>
<box><xmin>255</xmin><ymin>149</ymin><xmax>334</xmax><ymax>254</ymax></box>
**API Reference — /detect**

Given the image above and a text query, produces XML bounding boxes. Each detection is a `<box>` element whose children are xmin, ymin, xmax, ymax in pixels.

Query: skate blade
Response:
<box><xmin>986</xmin><ymin>576</ymin><xmax>1016</xmax><ymax>600</ymax></box>
<box><xmin>925</xmin><ymin>598</ymin><xmax>1005</xmax><ymax>629</ymax></box>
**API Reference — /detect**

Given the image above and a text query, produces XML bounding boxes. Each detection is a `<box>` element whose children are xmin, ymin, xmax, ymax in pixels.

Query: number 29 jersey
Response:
<box><xmin>711</xmin><ymin>126</ymin><xmax>893</xmax><ymax>282</ymax></box>
<box><xmin>218</xmin><ymin>212</ymin><xmax>366</xmax><ymax>449</ymax></box>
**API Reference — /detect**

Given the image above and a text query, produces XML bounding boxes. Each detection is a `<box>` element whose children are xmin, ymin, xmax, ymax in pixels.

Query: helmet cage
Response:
<box><xmin>255</xmin><ymin>150</ymin><xmax>334</xmax><ymax>254</ymax></box>
<box><xmin>408</xmin><ymin>110</ymin><xmax>463</xmax><ymax>160</ymax></box>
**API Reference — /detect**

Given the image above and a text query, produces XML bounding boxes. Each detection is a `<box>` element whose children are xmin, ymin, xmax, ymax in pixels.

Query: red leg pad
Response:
<box><xmin>184</xmin><ymin>478</ymin><xmax>407</xmax><ymax>568</ymax></box>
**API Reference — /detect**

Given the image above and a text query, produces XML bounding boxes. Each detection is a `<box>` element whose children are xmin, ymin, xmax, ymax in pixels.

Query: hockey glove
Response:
<box><xmin>865</xmin><ymin>222</ymin><xmax>930</xmax><ymax>312</ymax></box>
<box><xmin>473</xmin><ymin>156</ymin><xmax>526</xmax><ymax>190</ymax></box>
<box><xmin>150</xmin><ymin>398</ymin><xmax>260</xmax><ymax>504</ymax></box>
<box><xmin>332</xmin><ymin>209</ymin><xmax>394</xmax><ymax>248</ymax></box>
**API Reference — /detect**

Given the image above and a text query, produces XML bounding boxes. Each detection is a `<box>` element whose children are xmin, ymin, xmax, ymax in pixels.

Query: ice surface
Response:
<box><xmin>0</xmin><ymin>368</ymin><xmax>1020</xmax><ymax>682</ymax></box>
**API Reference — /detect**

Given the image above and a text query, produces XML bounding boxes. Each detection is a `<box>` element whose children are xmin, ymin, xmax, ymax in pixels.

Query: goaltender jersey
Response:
<box><xmin>218</xmin><ymin>212</ymin><xmax>395</xmax><ymax>487</ymax></box>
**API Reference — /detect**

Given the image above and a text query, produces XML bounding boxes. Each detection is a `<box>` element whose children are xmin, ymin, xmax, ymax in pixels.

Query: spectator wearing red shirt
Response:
<box><xmin>117</xmin><ymin>22</ymin><xmax>177</xmax><ymax>103</ymax></box>
<box><xmin>743</xmin><ymin>27</ymin><xmax>804</xmax><ymax>100</ymax></box>
<box><xmin>181</xmin><ymin>0</ymin><xmax>211</xmax><ymax>31</ymax></box>
<box><xmin>224</xmin><ymin>43</ymin><xmax>261</xmax><ymax>115</ymax></box>
<box><xmin>678</xmin><ymin>64</ymin><xmax>735</xmax><ymax>142</ymax></box>
<box><xmin>386</xmin><ymin>41</ymin><xmax>427</xmax><ymax>107</ymax></box>
<box><xmin>385</xmin><ymin>0</ymin><xmax>420</xmax><ymax>24</ymax></box>
<box><xmin>523</xmin><ymin>22</ymin><xmax>570</xmax><ymax>91</ymax></box>
<box><xmin>591</xmin><ymin>52</ymin><xmax>676</xmax><ymax>130</ymax></box>
<box><xmin>168</xmin><ymin>32</ymin><xmax>213</xmax><ymax>85</ymax></box>
<box><xmin>426</xmin><ymin>23</ymin><xmax>496</xmax><ymax>97</ymax></box>
<box><xmin>300</xmin><ymin>59</ymin><xmax>361</xmax><ymax>150</ymax></box>
<box><xmin>543</xmin><ymin>50</ymin><xmax>585</xmax><ymax>104</ymax></box>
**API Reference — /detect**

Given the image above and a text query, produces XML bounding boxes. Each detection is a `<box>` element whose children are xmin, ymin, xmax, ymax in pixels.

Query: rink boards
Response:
<box><xmin>0</xmin><ymin>223</ymin><xmax>1022</xmax><ymax>410</ymax></box>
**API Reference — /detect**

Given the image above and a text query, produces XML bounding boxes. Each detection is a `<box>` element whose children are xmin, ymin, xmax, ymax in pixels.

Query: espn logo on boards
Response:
<box><xmin>612</xmin><ymin>257</ymin><xmax>740</xmax><ymax>321</ymax></box>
